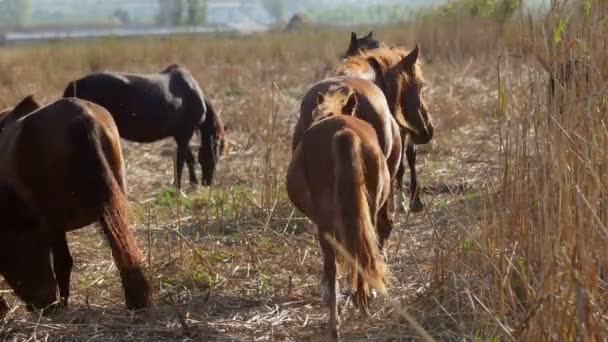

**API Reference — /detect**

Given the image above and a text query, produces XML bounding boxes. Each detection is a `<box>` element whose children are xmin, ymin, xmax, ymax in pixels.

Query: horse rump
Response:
<box><xmin>68</xmin><ymin>115</ymin><xmax>151</xmax><ymax>310</ymax></box>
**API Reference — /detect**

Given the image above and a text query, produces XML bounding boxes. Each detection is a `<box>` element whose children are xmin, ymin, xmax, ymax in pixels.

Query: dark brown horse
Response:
<box><xmin>338</xmin><ymin>45</ymin><xmax>434</xmax><ymax>212</ymax></box>
<box><xmin>63</xmin><ymin>64</ymin><xmax>226</xmax><ymax>189</ymax></box>
<box><xmin>0</xmin><ymin>96</ymin><xmax>151</xmax><ymax>312</ymax></box>
<box><xmin>287</xmin><ymin>90</ymin><xmax>389</xmax><ymax>339</ymax></box>
<box><xmin>343</xmin><ymin>31</ymin><xmax>382</xmax><ymax>58</ymax></box>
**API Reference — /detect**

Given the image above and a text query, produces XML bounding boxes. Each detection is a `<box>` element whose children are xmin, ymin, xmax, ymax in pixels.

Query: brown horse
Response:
<box><xmin>63</xmin><ymin>64</ymin><xmax>227</xmax><ymax>188</ymax></box>
<box><xmin>287</xmin><ymin>90</ymin><xmax>390</xmax><ymax>339</ymax></box>
<box><xmin>293</xmin><ymin>77</ymin><xmax>402</xmax><ymax>184</ymax></box>
<box><xmin>0</xmin><ymin>96</ymin><xmax>151</xmax><ymax>312</ymax></box>
<box><xmin>343</xmin><ymin>31</ymin><xmax>382</xmax><ymax>58</ymax></box>
<box><xmin>338</xmin><ymin>45</ymin><xmax>434</xmax><ymax>212</ymax></box>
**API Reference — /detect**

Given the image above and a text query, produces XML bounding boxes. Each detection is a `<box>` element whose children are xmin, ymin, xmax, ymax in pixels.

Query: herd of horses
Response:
<box><xmin>0</xmin><ymin>31</ymin><xmax>435</xmax><ymax>339</ymax></box>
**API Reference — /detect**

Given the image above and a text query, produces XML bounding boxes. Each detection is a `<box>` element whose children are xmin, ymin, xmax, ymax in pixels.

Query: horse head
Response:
<box><xmin>0</xmin><ymin>183</ymin><xmax>57</xmax><ymax>313</ymax></box>
<box><xmin>343</xmin><ymin>31</ymin><xmax>381</xmax><ymax>59</ymax></box>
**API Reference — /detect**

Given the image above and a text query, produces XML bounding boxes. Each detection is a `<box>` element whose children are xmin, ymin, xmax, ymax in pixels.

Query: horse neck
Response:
<box><xmin>339</xmin><ymin>63</ymin><xmax>401</xmax><ymax>120</ymax></box>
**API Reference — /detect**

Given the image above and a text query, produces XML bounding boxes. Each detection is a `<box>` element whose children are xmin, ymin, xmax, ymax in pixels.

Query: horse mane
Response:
<box><xmin>313</xmin><ymin>86</ymin><xmax>356</xmax><ymax>123</ymax></box>
<box><xmin>338</xmin><ymin>46</ymin><xmax>424</xmax><ymax>128</ymax></box>
<box><xmin>339</xmin><ymin>46</ymin><xmax>423</xmax><ymax>83</ymax></box>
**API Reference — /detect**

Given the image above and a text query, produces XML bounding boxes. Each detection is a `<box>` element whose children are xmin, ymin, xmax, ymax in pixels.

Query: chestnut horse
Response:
<box><xmin>63</xmin><ymin>64</ymin><xmax>226</xmax><ymax>188</ymax></box>
<box><xmin>0</xmin><ymin>96</ymin><xmax>151</xmax><ymax>312</ymax></box>
<box><xmin>338</xmin><ymin>45</ymin><xmax>434</xmax><ymax>212</ymax></box>
<box><xmin>287</xmin><ymin>90</ymin><xmax>390</xmax><ymax>339</ymax></box>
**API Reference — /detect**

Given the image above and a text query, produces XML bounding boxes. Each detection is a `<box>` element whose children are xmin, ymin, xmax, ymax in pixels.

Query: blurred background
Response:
<box><xmin>0</xmin><ymin>0</ymin><xmax>549</xmax><ymax>43</ymax></box>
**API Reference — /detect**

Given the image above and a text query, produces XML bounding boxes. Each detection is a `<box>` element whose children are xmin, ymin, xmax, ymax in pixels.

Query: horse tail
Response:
<box><xmin>68</xmin><ymin>115</ymin><xmax>151</xmax><ymax>310</ymax></box>
<box><xmin>332</xmin><ymin>128</ymin><xmax>385</xmax><ymax>314</ymax></box>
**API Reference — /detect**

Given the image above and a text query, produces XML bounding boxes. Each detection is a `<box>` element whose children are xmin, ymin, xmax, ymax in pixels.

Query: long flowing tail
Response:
<box><xmin>332</xmin><ymin>129</ymin><xmax>385</xmax><ymax>313</ymax></box>
<box><xmin>68</xmin><ymin>116</ymin><xmax>151</xmax><ymax>310</ymax></box>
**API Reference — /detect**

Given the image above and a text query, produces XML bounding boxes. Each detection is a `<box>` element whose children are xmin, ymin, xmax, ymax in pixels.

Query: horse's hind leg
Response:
<box><xmin>377</xmin><ymin>202</ymin><xmax>393</xmax><ymax>252</ymax></box>
<box><xmin>320</xmin><ymin>233</ymin><xmax>340</xmax><ymax>340</ymax></box>
<box><xmin>51</xmin><ymin>231</ymin><xmax>73</xmax><ymax>307</ymax></box>
<box><xmin>406</xmin><ymin>143</ymin><xmax>424</xmax><ymax>213</ymax></box>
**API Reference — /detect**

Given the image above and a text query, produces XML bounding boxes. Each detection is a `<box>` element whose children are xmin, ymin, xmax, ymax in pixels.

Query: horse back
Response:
<box><xmin>5</xmin><ymin>98</ymin><xmax>123</xmax><ymax>229</ymax></box>
<box><xmin>296</xmin><ymin>76</ymin><xmax>396</xmax><ymax>158</ymax></box>
<box><xmin>298</xmin><ymin>116</ymin><xmax>385</xmax><ymax>208</ymax></box>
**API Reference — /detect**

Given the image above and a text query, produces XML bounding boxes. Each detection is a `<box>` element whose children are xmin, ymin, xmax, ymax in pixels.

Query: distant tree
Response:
<box><xmin>157</xmin><ymin>0</ymin><xmax>185</xmax><ymax>26</ymax></box>
<box><xmin>0</xmin><ymin>0</ymin><xmax>31</xmax><ymax>28</ymax></box>
<box><xmin>187</xmin><ymin>0</ymin><xmax>207</xmax><ymax>25</ymax></box>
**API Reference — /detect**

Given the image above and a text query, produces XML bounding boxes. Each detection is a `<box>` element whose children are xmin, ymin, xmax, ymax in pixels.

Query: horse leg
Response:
<box><xmin>407</xmin><ymin>143</ymin><xmax>424</xmax><ymax>213</ymax></box>
<box><xmin>175</xmin><ymin>142</ymin><xmax>188</xmax><ymax>190</ymax></box>
<box><xmin>51</xmin><ymin>231</ymin><xmax>73</xmax><ymax>307</ymax></box>
<box><xmin>0</xmin><ymin>295</ymin><xmax>8</xmax><ymax>319</ymax></box>
<box><xmin>186</xmin><ymin>148</ymin><xmax>198</xmax><ymax>186</ymax></box>
<box><xmin>320</xmin><ymin>233</ymin><xmax>340</xmax><ymax>340</ymax></box>
<box><xmin>377</xmin><ymin>201</ymin><xmax>393</xmax><ymax>252</ymax></box>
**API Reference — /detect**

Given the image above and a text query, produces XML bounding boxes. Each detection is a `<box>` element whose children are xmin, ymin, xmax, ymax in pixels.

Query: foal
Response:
<box><xmin>287</xmin><ymin>90</ymin><xmax>390</xmax><ymax>339</ymax></box>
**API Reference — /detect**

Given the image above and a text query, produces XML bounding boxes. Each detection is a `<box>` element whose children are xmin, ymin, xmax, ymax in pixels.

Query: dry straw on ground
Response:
<box><xmin>1</xmin><ymin>2</ymin><xmax>607</xmax><ymax>340</ymax></box>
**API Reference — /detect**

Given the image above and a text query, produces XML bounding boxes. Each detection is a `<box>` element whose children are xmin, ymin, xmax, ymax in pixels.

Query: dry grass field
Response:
<box><xmin>0</xmin><ymin>2</ymin><xmax>607</xmax><ymax>341</ymax></box>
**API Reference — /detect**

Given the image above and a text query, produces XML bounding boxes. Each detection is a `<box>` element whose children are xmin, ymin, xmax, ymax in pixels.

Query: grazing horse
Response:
<box><xmin>63</xmin><ymin>64</ymin><xmax>226</xmax><ymax>189</ymax></box>
<box><xmin>342</xmin><ymin>31</ymin><xmax>382</xmax><ymax>58</ymax></box>
<box><xmin>338</xmin><ymin>45</ymin><xmax>434</xmax><ymax>212</ymax></box>
<box><xmin>287</xmin><ymin>90</ymin><xmax>390</xmax><ymax>339</ymax></box>
<box><xmin>0</xmin><ymin>96</ymin><xmax>151</xmax><ymax>312</ymax></box>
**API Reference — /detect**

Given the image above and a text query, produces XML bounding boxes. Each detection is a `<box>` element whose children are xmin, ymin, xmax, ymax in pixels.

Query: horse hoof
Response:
<box><xmin>340</xmin><ymin>287</ymin><xmax>353</xmax><ymax>298</ymax></box>
<box><xmin>370</xmin><ymin>289</ymin><xmax>378</xmax><ymax>301</ymax></box>
<box><xmin>410</xmin><ymin>198</ymin><xmax>424</xmax><ymax>213</ymax></box>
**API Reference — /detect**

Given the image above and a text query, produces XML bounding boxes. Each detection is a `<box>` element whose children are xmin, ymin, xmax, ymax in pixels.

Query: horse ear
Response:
<box><xmin>316</xmin><ymin>93</ymin><xmax>326</xmax><ymax>106</ymax></box>
<box><xmin>342</xmin><ymin>93</ymin><xmax>358</xmax><ymax>116</ymax></box>
<box><xmin>366</xmin><ymin>31</ymin><xmax>374</xmax><ymax>38</ymax></box>
<box><xmin>12</xmin><ymin>95</ymin><xmax>40</xmax><ymax>117</ymax></box>
<box><xmin>401</xmin><ymin>44</ymin><xmax>420</xmax><ymax>67</ymax></box>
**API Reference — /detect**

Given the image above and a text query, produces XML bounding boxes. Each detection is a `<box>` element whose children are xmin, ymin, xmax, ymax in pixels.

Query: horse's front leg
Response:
<box><xmin>406</xmin><ymin>143</ymin><xmax>424</xmax><ymax>213</ymax></box>
<box><xmin>320</xmin><ymin>233</ymin><xmax>340</xmax><ymax>340</ymax></box>
<box><xmin>51</xmin><ymin>231</ymin><xmax>73</xmax><ymax>307</ymax></box>
<box><xmin>185</xmin><ymin>148</ymin><xmax>198</xmax><ymax>186</ymax></box>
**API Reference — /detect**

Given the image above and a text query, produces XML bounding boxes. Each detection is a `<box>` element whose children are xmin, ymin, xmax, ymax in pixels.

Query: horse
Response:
<box><xmin>0</xmin><ymin>96</ymin><xmax>151</xmax><ymax>312</ymax></box>
<box><xmin>63</xmin><ymin>64</ymin><xmax>226</xmax><ymax>189</ymax></box>
<box><xmin>342</xmin><ymin>31</ymin><xmax>382</xmax><ymax>58</ymax></box>
<box><xmin>337</xmin><ymin>44</ymin><xmax>434</xmax><ymax>212</ymax></box>
<box><xmin>286</xmin><ymin>90</ymin><xmax>390</xmax><ymax>339</ymax></box>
